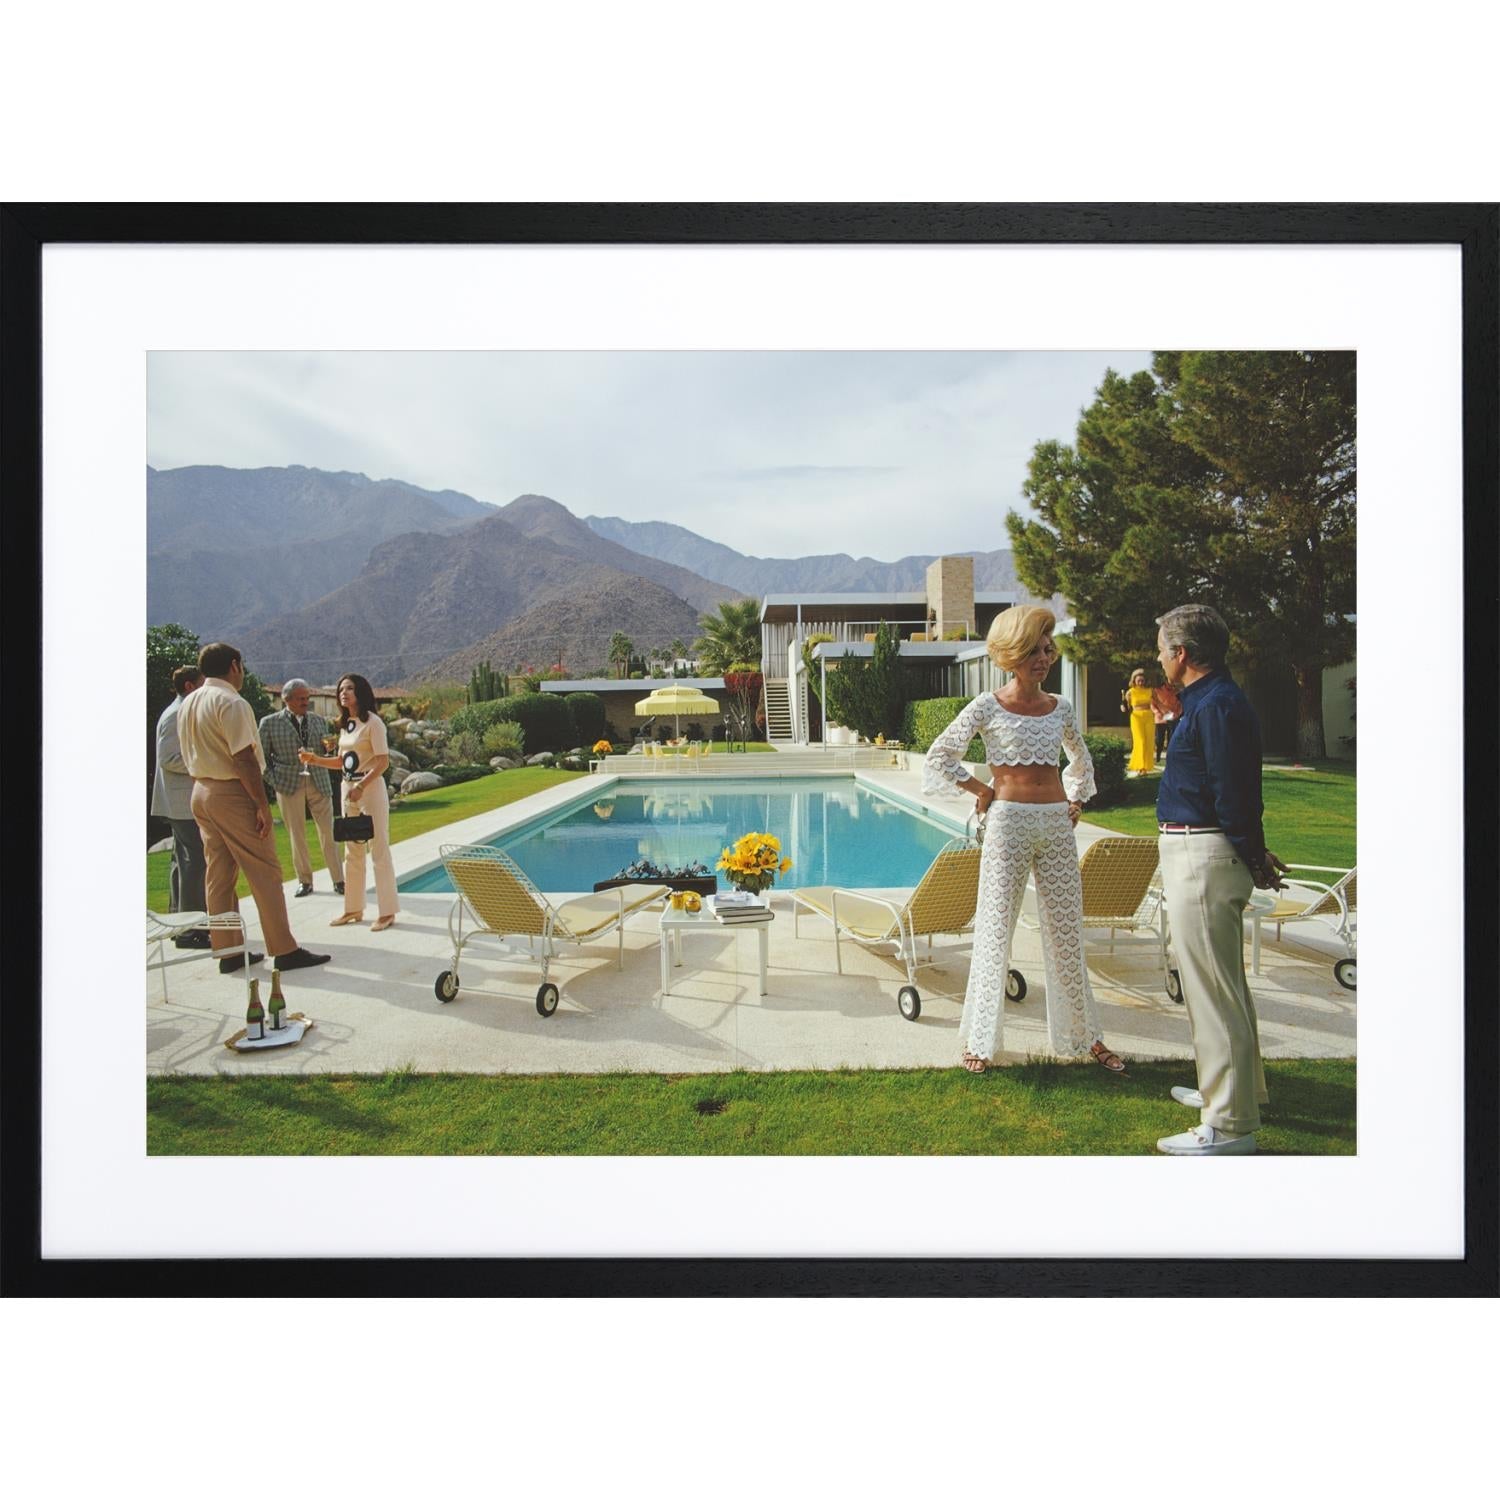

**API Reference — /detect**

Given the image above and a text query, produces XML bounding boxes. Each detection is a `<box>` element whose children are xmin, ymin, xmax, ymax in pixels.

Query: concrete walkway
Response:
<box><xmin>147</xmin><ymin>761</ymin><xmax>1355</xmax><ymax>1077</ymax></box>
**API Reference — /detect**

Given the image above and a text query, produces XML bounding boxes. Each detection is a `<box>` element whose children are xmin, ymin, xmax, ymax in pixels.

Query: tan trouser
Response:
<box><xmin>276</xmin><ymin>778</ymin><xmax>344</xmax><ymax>887</ymax></box>
<box><xmin>1159</xmin><ymin>832</ymin><xmax>1269</xmax><ymax>1135</ymax></box>
<box><xmin>342</xmin><ymin>775</ymin><xmax>400</xmax><ymax>919</ymax></box>
<box><xmin>191</xmin><ymin>778</ymin><xmax>296</xmax><ymax>957</ymax></box>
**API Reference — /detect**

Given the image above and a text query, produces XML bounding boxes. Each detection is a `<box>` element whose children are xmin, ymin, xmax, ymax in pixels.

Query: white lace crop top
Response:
<box><xmin>921</xmin><ymin>693</ymin><xmax>1096</xmax><ymax>803</ymax></box>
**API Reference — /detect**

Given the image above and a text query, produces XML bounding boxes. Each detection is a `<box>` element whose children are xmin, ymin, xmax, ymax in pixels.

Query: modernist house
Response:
<box><xmin>757</xmin><ymin>555</ymin><xmax>1085</xmax><ymax>745</ymax></box>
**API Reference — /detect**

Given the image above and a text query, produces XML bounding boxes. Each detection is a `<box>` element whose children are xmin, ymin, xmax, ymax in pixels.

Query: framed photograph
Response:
<box><xmin>4</xmin><ymin>204</ymin><xmax>1495</xmax><ymax>1295</ymax></box>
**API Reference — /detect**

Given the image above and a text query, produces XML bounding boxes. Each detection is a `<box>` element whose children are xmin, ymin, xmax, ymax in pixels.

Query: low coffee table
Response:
<box><xmin>659</xmin><ymin>902</ymin><xmax>773</xmax><ymax>996</ymax></box>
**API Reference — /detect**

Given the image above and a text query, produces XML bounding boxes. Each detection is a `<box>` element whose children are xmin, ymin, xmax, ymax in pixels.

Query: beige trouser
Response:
<box><xmin>276</xmin><ymin>778</ymin><xmax>344</xmax><ymax>887</ymax></box>
<box><xmin>191</xmin><ymin>778</ymin><xmax>296</xmax><ymax>958</ymax></box>
<box><xmin>342</xmin><ymin>775</ymin><xmax>400</xmax><ymax>919</ymax></box>
<box><xmin>1159</xmin><ymin>832</ymin><xmax>1269</xmax><ymax>1135</ymax></box>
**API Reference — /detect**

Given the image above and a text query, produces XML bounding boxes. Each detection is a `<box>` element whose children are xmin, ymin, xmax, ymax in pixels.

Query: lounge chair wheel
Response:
<box><xmin>1334</xmin><ymin>959</ymin><xmax>1356</xmax><ymax>990</ymax></box>
<box><xmin>1006</xmin><ymin>968</ymin><xmax>1026</xmax><ymax>1002</ymax></box>
<box><xmin>434</xmin><ymin>970</ymin><xmax>459</xmax><ymax>1003</ymax></box>
<box><xmin>1166</xmin><ymin>968</ymin><xmax>1184</xmax><ymax>1004</ymax></box>
<box><xmin>897</xmin><ymin>985</ymin><xmax>921</xmax><ymax>1021</ymax></box>
<box><xmin>536</xmin><ymin>982</ymin><xmax>560</xmax><ymax>1017</ymax></box>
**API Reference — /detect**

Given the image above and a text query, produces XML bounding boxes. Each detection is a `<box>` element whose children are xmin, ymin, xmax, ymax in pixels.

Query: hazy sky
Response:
<box><xmin>147</xmin><ymin>350</ymin><xmax>1153</xmax><ymax>559</ymax></box>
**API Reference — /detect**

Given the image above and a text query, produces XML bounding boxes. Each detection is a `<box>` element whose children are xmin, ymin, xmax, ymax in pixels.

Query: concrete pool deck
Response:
<box><xmin>146</xmin><ymin>761</ymin><xmax>1356</xmax><ymax>1077</ymax></box>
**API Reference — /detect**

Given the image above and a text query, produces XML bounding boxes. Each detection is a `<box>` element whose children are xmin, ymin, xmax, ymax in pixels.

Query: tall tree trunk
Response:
<box><xmin>1294</xmin><ymin>665</ymin><xmax>1326</xmax><ymax>761</ymax></box>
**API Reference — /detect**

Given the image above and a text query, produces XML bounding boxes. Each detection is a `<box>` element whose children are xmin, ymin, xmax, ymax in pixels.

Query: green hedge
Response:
<box><xmin>449</xmin><ymin>693</ymin><xmax>574</xmax><ymax>753</ymax></box>
<box><xmin>1081</xmin><ymin>732</ymin><xmax>1128</xmax><ymax>808</ymax></box>
<box><xmin>564</xmin><ymin>691</ymin><xmax>607</xmax><ymax>745</ymax></box>
<box><xmin>902</xmin><ymin>698</ymin><xmax>985</xmax><ymax>762</ymax></box>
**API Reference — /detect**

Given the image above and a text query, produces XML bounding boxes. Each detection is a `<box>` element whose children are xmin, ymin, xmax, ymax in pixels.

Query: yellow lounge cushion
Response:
<box><xmin>554</xmin><ymin>884</ymin><xmax>673</xmax><ymax>937</ymax></box>
<box><xmin>795</xmin><ymin>887</ymin><xmax>902</xmax><ymax>941</ymax></box>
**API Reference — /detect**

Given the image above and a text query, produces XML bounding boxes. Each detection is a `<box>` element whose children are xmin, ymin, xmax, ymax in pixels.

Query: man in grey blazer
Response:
<box><xmin>259</xmin><ymin>678</ymin><xmax>345</xmax><ymax>898</ymax></box>
<box><xmin>151</xmin><ymin>665</ymin><xmax>209</xmax><ymax>946</ymax></box>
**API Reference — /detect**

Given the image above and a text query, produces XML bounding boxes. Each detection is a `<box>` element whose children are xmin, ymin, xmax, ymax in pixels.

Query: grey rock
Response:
<box><xmin>386</xmin><ymin>748</ymin><xmax>411</xmax><ymax>770</ymax></box>
<box><xmin>400</xmin><ymin>771</ymin><xmax>444</xmax><ymax>794</ymax></box>
<box><xmin>525</xmin><ymin>752</ymin><xmax>555</xmax><ymax>766</ymax></box>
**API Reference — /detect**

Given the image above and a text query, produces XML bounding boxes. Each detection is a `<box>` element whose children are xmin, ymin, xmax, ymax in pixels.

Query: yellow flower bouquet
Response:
<box><xmin>592</xmin><ymin>739</ymin><xmax>614</xmax><ymax>754</ymax></box>
<box><xmin>715</xmin><ymin>831</ymin><xmax>793</xmax><ymax>895</ymax></box>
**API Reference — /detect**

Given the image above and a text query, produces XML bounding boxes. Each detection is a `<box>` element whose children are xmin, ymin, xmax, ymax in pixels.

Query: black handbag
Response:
<box><xmin>334</xmin><ymin>813</ymin><xmax>374</xmax><ymax>843</ymax></box>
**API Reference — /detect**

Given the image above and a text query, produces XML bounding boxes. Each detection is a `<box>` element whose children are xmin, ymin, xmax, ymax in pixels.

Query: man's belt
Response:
<box><xmin>1158</xmin><ymin>823</ymin><xmax>1222</xmax><ymax>834</ymax></box>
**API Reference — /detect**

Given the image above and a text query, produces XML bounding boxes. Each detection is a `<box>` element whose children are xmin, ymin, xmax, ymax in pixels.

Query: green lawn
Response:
<box><xmin>147</xmin><ymin>767</ymin><xmax>586</xmax><ymax>912</ymax></box>
<box><xmin>146</xmin><ymin>1058</ymin><xmax>1354</xmax><ymax>1156</ymax></box>
<box><xmin>1085</xmin><ymin>760</ymin><xmax>1355</xmax><ymax>872</ymax></box>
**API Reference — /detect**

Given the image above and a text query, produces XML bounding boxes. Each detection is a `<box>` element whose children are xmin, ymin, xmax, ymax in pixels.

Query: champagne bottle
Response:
<box><xmin>267</xmin><ymin>970</ymin><xmax>287</xmax><ymax>1031</ymax></box>
<box><xmin>245</xmin><ymin>978</ymin><xmax>265</xmax><ymax>1042</ymax></box>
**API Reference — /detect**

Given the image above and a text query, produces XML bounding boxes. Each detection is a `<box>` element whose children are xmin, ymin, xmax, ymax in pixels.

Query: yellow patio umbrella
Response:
<box><xmin>634</xmin><ymin>683</ymin><xmax>721</xmax><ymax>740</ymax></box>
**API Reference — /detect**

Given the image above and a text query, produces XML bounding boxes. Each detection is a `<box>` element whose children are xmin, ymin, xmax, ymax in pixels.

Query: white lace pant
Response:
<box><xmin>960</xmin><ymin>801</ymin><xmax>1102</xmax><ymax>1061</ymax></box>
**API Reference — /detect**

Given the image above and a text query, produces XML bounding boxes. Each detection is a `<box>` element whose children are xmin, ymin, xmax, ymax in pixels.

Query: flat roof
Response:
<box><xmin>760</xmin><ymin>591</ymin><xmax>1017</xmax><ymax>624</ymax></box>
<box><xmin>538</xmin><ymin>678</ymin><xmax>727</xmax><ymax>693</ymax></box>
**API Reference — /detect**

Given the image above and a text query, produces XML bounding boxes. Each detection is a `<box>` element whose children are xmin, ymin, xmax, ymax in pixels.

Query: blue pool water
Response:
<box><xmin>399</xmin><ymin>777</ymin><xmax>963</xmax><ymax>895</ymax></box>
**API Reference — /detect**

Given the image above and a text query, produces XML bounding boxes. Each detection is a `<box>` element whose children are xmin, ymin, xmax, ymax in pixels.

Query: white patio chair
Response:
<box><xmin>791</xmin><ymin>835</ymin><xmax>982</xmax><ymax>1020</ymax></box>
<box><xmin>147</xmin><ymin>909</ymin><xmax>250</xmax><ymax>1003</ymax></box>
<box><xmin>1249</xmin><ymin>864</ymin><xmax>1357</xmax><ymax>990</ymax></box>
<box><xmin>433</xmin><ymin>843</ymin><xmax>671</xmax><ymax>1016</ymax></box>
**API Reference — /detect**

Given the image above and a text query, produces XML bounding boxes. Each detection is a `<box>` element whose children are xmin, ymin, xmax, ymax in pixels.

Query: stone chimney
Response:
<box><xmin>925</xmin><ymin>555</ymin><xmax>975</xmax><ymax>639</ymax></box>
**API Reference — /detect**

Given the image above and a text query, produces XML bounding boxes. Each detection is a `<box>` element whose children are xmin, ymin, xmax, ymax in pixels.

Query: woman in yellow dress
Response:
<box><xmin>1123</xmin><ymin>667</ymin><xmax>1155</xmax><ymax>776</ymax></box>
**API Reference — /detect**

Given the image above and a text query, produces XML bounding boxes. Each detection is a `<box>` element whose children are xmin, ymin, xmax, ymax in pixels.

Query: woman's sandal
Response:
<box><xmin>329</xmin><ymin>913</ymin><xmax>362</xmax><ymax>927</ymax></box>
<box><xmin>1090</xmin><ymin>1041</ymin><xmax>1127</xmax><ymax>1076</ymax></box>
<box><xmin>371</xmin><ymin>916</ymin><xmax>397</xmax><ymax>932</ymax></box>
<box><xmin>961</xmin><ymin>1052</ymin><xmax>988</xmax><ymax>1074</ymax></box>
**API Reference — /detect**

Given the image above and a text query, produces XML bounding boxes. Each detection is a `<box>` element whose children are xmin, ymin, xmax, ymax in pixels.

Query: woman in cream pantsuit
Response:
<box><xmin>300</xmin><ymin>673</ymin><xmax>400</xmax><ymax>932</ymax></box>
<box><xmin>923</xmin><ymin>606</ymin><xmax>1127</xmax><ymax>1077</ymax></box>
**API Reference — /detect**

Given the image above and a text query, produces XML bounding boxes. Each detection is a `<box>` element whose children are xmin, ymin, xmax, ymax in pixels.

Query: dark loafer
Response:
<box><xmin>293</xmin><ymin>883</ymin><xmax>314</xmax><ymax>898</ymax></box>
<box><xmin>333</xmin><ymin>882</ymin><xmax>345</xmax><ymax>895</ymax></box>
<box><xmin>219</xmin><ymin>951</ymin><xmax>264</xmax><ymax>974</ymax></box>
<box><xmin>274</xmin><ymin>947</ymin><xmax>332</xmax><ymax>972</ymax></box>
<box><xmin>173</xmin><ymin>931</ymin><xmax>213</xmax><ymax>950</ymax></box>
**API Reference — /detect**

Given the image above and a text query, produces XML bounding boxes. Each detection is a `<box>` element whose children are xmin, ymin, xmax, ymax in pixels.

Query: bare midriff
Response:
<box><xmin>988</xmin><ymin>763</ymin><xmax>1068</xmax><ymax>803</ymax></box>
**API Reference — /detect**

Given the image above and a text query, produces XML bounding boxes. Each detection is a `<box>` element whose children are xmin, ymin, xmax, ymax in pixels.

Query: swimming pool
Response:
<box><xmin>398</xmin><ymin>777</ymin><xmax>966</xmax><ymax>894</ymax></box>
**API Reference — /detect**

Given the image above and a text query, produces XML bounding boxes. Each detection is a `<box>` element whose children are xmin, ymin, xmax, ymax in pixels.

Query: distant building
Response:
<box><xmin>762</xmin><ymin>556</ymin><xmax>1084</xmax><ymax>744</ymax></box>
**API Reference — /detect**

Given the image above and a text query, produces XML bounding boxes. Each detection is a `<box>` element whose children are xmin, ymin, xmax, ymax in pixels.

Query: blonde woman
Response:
<box><xmin>923</xmin><ymin>606</ymin><xmax>1125</xmax><ymax>1076</ymax></box>
<box><xmin>1123</xmin><ymin>667</ymin><xmax>1155</xmax><ymax>776</ymax></box>
<box><xmin>299</xmin><ymin>673</ymin><xmax>400</xmax><ymax>932</ymax></box>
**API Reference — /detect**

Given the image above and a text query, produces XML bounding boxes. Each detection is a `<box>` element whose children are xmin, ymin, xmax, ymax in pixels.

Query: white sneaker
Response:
<box><xmin>1156</xmin><ymin>1124</ymin><xmax>1257</xmax><ymax>1156</ymax></box>
<box><xmin>1170</xmin><ymin>1086</ymin><xmax>1205</xmax><ymax>1108</ymax></box>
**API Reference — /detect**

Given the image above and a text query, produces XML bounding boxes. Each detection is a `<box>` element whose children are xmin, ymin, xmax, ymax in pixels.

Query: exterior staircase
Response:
<box><xmin>762</xmin><ymin>678</ymin><xmax>795</xmax><ymax>744</ymax></box>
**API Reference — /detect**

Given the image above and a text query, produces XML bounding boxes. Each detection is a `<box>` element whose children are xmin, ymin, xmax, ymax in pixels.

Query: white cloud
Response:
<box><xmin>147</xmin><ymin>350</ymin><xmax>1153</xmax><ymax>559</ymax></box>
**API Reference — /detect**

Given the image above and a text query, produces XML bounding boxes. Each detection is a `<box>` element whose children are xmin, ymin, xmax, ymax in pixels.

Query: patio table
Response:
<box><xmin>659</xmin><ymin>903</ymin><xmax>772</xmax><ymax>996</ymax></box>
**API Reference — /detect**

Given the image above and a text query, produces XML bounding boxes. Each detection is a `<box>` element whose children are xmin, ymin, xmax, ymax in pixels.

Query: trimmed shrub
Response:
<box><xmin>564</xmin><ymin>691</ymin><xmax>607</xmax><ymax>745</ymax></box>
<box><xmin>449</xmin><ymin>692</ymin><xmax>574</xmax><ymax>753</ymax></box>
<box><xmin>1081</xmin><ymin>731</ymin><xmax>1128</xmax><ymax>807</ymax></box>
<box><xmin>446</xmin><ymin>730</ymin><xmax>487</xmax><ymax>765</ymax></box>
<box><xmin>482</xmin><ymin>721</ymin><xmax>525</xmax><ymax>758</ymax></box>
<box><xmin>902</xmin><ymin>697</ymin><xmax>985</xmax><ymax>762</ymax></box>
<box><xmin>428</xmin><ymin>764</ymin><xmax>496</xmax><ymax>787</ymax></box>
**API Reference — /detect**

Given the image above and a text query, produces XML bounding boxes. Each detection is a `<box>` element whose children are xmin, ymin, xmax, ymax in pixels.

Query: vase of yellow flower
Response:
<box><xmin>715</xmin><ymin>831</ymin><xmax>793</xmax><ymax>896</ymax></box>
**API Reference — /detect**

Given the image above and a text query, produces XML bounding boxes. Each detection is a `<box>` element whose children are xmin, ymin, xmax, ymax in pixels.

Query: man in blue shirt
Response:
<box><xmin>1153</xmin><ymin>604</ymin><xmax>1288</xmax><ymax>1157</ymax></box>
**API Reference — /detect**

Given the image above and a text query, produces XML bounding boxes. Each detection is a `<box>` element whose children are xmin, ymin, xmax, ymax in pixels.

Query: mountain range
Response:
<box><xmin>146</xmin><ymin>464</ymin><xmax>1034</xmax><ymax>686</ymax></box>
<box><xmin>582</xmin><ymin>514</ymin><xmax>1029</xmax><ymax>594</ymax></box>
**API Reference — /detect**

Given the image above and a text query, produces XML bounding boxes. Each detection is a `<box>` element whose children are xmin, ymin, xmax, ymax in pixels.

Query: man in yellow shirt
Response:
<box><xmin>178</xmin><ymin>641</ymin><xmax>330</xmax><ymax>975</ymax></box>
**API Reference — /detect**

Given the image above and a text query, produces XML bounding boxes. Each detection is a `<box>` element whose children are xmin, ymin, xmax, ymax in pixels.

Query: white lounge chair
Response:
<box><xmin>147</xmin><ymin>909</ymin><xmax>250</xmax><ymax>1002</ymax></box>
<box><xmin>791</xmin><ymin>835</ymin><xmax>982</xmax><ymax>1019</ymax></box>
<box><xmin>1016</xmin><ymin>835</ymin><xmax>1174</xmax><ymax>997</ymax></box>
<box><xmin>433</xmin><ymin>843</ymin><xmax>672</xmax><ymax>1015</ymax></box>
<box><xmin>1249</xmin><ymin>864</ymin><xmax>1357</xmax><ymax>989</ymax></box>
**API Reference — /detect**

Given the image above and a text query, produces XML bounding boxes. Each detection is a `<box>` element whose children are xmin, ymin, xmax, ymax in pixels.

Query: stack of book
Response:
<box><xmin>707</xmin><ymin>891</ymin><xmax>774</xmax><ymax>924</ymax></box>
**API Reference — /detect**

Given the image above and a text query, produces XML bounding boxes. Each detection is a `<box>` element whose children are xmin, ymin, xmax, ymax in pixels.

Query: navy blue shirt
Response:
<box><xmin>1155</xmin><ymin>669</ymin><xmax>1266</xmax><ymax>868</ymax></box>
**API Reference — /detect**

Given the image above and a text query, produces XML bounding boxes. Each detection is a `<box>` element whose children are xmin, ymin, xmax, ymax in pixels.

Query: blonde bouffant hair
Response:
<box><xmin>986</xmin><ymin>604</ymin><xmax>1057</xmax><ymax>672</ymax></box>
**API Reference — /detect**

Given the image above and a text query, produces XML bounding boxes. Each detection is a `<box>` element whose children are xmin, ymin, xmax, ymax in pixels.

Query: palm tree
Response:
<box><xmin>694</xmin><ymin>599</ymin><xmax>761</xmax><ymax>675</ymax></box>
<box><xmin>608</xmin><ymin>631</ymin><xmax>634</xmax><ymax>680</ymax></box>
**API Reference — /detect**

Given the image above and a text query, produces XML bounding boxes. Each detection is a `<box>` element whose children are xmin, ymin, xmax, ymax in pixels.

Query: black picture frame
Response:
<box><xmin>3</xmin><ymin>202</ymin><xmax>1495</xmax><ymax>1297</ymax></box>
